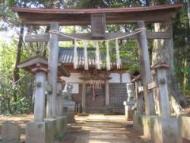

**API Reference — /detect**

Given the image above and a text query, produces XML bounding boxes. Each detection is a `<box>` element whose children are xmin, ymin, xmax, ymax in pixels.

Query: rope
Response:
<box><xmin>115</xmin><ymin>38</ymin><xmax>121</xmax><ymax>69</ymax></box>
<box><xmin>83</xmin><ymin>41</ymin><xmax>88</xmax><ymax>70</ymax></box>
<box><xmin>49</xmin><ymin>27</ymin><xmax>146</xmax><ymax>70</ymax></box>
<box><xmin>106</xmin><ymin>41</ymin><xmax>111</xmax><ymax>71</ymax></box>
<box><xmin>73</xmin><ymin>39</ymin><xmax>78</xmax><ymax>69</ymax></box>
<box><xmin>49</xmin><ymin>27</ymin><xmax>146</xmax><ymax>41</ymax></box>
<box><xmin>95</xmin><ymin>41</ymin><xmax>101</xmax><ymax>70</ymax></box>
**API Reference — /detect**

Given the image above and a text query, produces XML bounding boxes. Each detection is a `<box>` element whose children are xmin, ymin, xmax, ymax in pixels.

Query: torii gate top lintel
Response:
<box><xmin>13</xmin><ymin>4</ymin><xmax>182</xmax><ymax>25</ymax></box>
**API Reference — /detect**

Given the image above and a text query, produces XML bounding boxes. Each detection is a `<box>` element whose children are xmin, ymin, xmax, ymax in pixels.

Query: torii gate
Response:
<box><xmin>13</xmin><ymin>4</ymin><xmax>182</xmax><ymax>143</ymax></box>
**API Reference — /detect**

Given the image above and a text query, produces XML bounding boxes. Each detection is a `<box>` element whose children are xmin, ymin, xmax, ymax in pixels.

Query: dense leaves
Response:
<box><xmin>0</xmin><ymin>40</ymin><xmax>33</xmax><ymax>114</ymax></box>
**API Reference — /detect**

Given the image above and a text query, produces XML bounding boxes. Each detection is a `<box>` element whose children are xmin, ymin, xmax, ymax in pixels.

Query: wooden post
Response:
<box><xmin>126</xmin><ymin>83</ymin><xmax>134</xmax><ymax>102</ymax></box>
<box><xmin>47</xmin><ymin>23</ymin><xmax>59</xmax><ymax>118</ymax></box>
<box><xmin>155</xmin><ymin>65</ymin><xmax>170</xmax><ymax>117</ymax></box>
<box><xmin>105</xmin><ymin>80</ymin><xmax>109</xmax><ymax>106</ymax></box>
<box><xmin>56</xmin><ymin>81</ymin><xmax>64</xmax><ymax>116</ymax></box>
<box><xmin>34</xmin><ymin>72</ymin><xmax>46</xmax><ymax>122</ymax></box>
<box><xmin>137</xmin><ymin>21</ymin><xmax>155</xmax><ymax>115</ymax></box>
<box><xmin>135</xmin><ymin>81</ymin><xmax>144</xmax><ymax>114</ymax></box>
<box><xmin>82</xmin><ymin>81</ymin><xmax>86</xmax><ymax>113</ymax></box>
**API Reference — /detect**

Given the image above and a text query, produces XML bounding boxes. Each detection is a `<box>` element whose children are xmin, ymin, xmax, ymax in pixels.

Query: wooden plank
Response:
<box><xmin>148</xmin><ymin>81</ymin><xmax>157</xmax><ymax>90</ymax></box>
<box><xmin>25</xmin><ymin>31</ymin><xmax>171</xmax><ymax>42</ymax></box>
<box><xmin>13</xmin><ymin>5</ymin><xmax>182</xmax><ymax>15</ymax></box>
<box><xmin>25</xmin><ymin>34</ymin><xmax>49</xmax><ymax>42</ymax></box>
<box><xmin>138</xmin><ymin>81</ymin><xmax>157</xmax><ymax>93</ymax></box>
<box><xmin>105</xmin><ymin>80</ymin><xmax>110</xmax><ymax>105</ymax></box>
<box><xmin>147</xmin><ymin>31</ymin><xmax>171</xmax><ymax>39</ymax></box>
<box><xmin>13</xmin><ymin>4</ymin><xmax>182</xmax><ymax>25</ymax></box>
<box><xmin>91</xmin><ymin>14</ymin><xmax>106</xmax><ymax>38</ymax></box>
<box><xmin>81</xmin><ymin>81</ymin><xmax>86</xmax><ymax>113</ymax></box>
<box><xmin>137</xmin><ymin>21</ymin><xmax>155</xmax><ymax>115</ymax></box>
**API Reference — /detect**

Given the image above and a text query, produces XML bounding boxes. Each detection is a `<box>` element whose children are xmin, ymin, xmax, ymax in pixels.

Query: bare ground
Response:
<box><xmin>0</xmin><ymin>114</ymin><xmax>189</xmax><ymax>143</ymax></box>
<box><xmin>63</xmin><ymin>114</ymin><xmax>149</xmax><ymax>143</ymax></box>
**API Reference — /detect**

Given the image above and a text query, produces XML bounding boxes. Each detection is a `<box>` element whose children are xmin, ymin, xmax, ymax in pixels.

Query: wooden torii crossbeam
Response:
<box><xmin>13</xmin><ymin>4</ymin><xmax>182</xmax><ymax>25</ymax></box>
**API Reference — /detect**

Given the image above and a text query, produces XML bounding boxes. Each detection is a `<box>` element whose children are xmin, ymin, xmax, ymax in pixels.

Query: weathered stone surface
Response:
<box><xmin>44</xmin><ymin>118</ymin><xmax>56</xmax><ymax>143</ymax></box>
<box><xmin>180</xmin><ymin>116</ymin><xmax>190</xmax><ymax>140</ymax></box>
<box><xmin>26</xmin><ymin>122</ymin><xmax>46</xmax><ymax>143</ymax></box>
<box><xmin>26</xmin><ymin>120</ymin><xmax>57</xmax><ymax>143</ymax></box>
<box><xmin>1</xmin><ymin>121</ymin><xmax>21</xmax><ymax>143</ymax></box>
<box><xmin>55</xmin><ymin>116</ymin><xmax>67</xmax><ymax>134</ymax></box>
<box><xmin>55</xmin><ymin>95</ymin><xmax>64</xmax><ymax>116</ymax></box>
<box><xmin>25</xmin><ymin>118</ymin><xmax>67</xmax><ymax>143</ymax></box>
<box><xmin>124</xmin><ymin>102</ymin><xmax>134</xmax><ymax>121</ymax></box>
<box><xmin>63</xmin><ymin>100</ymin><xmax>75</xmax><ymax>123</ymax></box>
<box><xmin>33</xmin><ymin>72</ymin><xmax>46</xmax><ymax>122</ymax></box>
<box><xmin>153</xmin><ymin>117</ymin><xmax>181</xmax><ymax>143</ymax></box>
<box><xmin>142</xmin><ymin>115</ymin><xmax>156</xmax><ymax>140</ymax></box>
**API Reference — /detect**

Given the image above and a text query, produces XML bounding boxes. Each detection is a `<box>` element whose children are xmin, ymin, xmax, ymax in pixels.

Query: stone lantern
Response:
<box><xmin>18</xmin><ymin>56</ymin><xmax>70</xmax><ymax>121</ymax></box>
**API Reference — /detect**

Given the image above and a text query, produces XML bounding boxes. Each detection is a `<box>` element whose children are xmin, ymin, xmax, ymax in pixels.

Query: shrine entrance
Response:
<box><xmin>86</xmin><ymin>83</ymin><xmax>105</xmax><ymax>112</ymax></box>
<box><xmin>13</xmin><ymin>4</ymin><xmax>184</xmax><ymax>143</ymax></box>
<box><xmin>80</xmin><ymin>71</ymin><xmax>110</xmax><ymax>113</ymax></box>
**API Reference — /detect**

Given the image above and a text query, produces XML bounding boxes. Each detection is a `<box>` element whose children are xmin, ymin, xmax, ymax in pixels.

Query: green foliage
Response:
<box><xmin>0</xmin><ymin>40</ymin><xmax>33</xmax><ymax>114</ymax></box>
<box><xmin>120</xmin><ymin>40</ymin><xmax>139</xmax><ymax>73</ymax></box>
<box><xmin>65</xmin><ymin>0</ymin><xmax>143</xmax><ymax>8</ymax></box>
<box><xmin>173</xmin><ymin>6</ymin><xmax>190</xmax><ymax>95</ymax></box>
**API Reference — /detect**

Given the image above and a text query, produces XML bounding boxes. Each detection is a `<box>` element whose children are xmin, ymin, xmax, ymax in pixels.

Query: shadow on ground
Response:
<box><xmin>63</xmin><ymin>114</ymin><xmax>149</xmax><ymax>143</ymax></box>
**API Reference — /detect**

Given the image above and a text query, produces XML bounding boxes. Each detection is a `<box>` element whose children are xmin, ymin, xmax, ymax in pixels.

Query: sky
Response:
<box><xmin>0</xmin><ymin>20</ymin><xmax>19</xmax><ymax>42</ymax></box>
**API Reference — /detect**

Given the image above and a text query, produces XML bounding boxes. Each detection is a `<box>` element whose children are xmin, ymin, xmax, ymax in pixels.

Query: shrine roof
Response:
<box><xmin>18</xmin><ymin>56</ymin><xmax>70</xmax><ymax>77</ymax></box>
<box><xmin>13</xmin><ymin>4</ymin><xmax>182</xmax><ymax>25</ymax></box>
<box><xmin>59</xmin><ymin>47</ymin><xmax>128</xmax><ymax>70</ymax></box>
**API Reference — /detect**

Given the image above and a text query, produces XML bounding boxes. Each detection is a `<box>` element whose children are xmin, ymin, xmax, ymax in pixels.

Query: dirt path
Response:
<box><xmin>63</xmin><ymin>114</ymin><xmax>148</xmax><ymax>143</ymax></box>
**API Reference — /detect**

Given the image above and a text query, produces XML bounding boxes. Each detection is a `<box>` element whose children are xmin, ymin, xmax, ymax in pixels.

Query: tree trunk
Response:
<box><xmin>12</xmin><ymin>24</ymin><xmax>24</xmax><ymax>112</ymax></box>
<box><xmin>152</xmin><ymin>22</ymin><xmax>187</xmax><ymax>107</ymax></box>
<box><xmin>13</xmin><ymin>24</ymin><xmax>24</xmax><ymax>82</ymax></box>
<box><xmin>187</xmin><ymin>0</ymin><xmax>190</xmax><ymax>27</ymax></box>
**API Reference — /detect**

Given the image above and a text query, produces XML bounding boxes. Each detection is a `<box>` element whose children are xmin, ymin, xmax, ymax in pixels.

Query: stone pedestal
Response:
<box><xmin>55</xmin><ymin>116</ymin><xmax>67</xmax><ymax>134</ymax></box>
<box><xmin>26</xmin><ymin>121</ymin><xmax>55</xmax><ymax>143</ymax></box>
<box><xmin>153</xmin><ymin>117</ymin><xmax>181</xmax><ymax>143</ymax></box>
<box><xmin>2</xmin><ymin>121</ymin><xmax>21</xmax><ymax>143</ymax></box>
<box><xmin>26</xmin><ymin>122</ymin><xmax>47</xmax><ymax>143</ymax></box>
<box><xmin>63</xmin><ymin>100</ymin><xmax>75</xmax><ymax>123</ymax></box>
<box><xmin>56</xmin><ymin>95</ymin><xmax>64</xmax><ymax>116</ymax></box>
<box><xmin>26</xmin><ymin>117</ymin><xmax>67</xmax><ymax>143</ymax></box>
<box><xmin>123</xmin><ymin>101</ymin><xmax>134</xmax><ymax>121</ymax></box>
<box><xmin>45</xmin><ymin>119</ymin><xmax>57</xmax><ymax>143</ymax></box>
<box><xmin>180</xmin><ymin>116</ymin><xmax>190</xmax><ymax>140</ymax></box>
<box><xmin>141</xmin><ymin>116</ymin><xmax>181</xmax><ymax>143</ymax></box>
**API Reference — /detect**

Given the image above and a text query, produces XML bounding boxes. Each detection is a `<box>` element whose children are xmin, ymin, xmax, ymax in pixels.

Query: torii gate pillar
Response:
<box><xmin>47</xmin><ymin>23</ymin><xmax>59</xmax><ymax>118</ymax></box>
<box><xmin>137</xmin><ymin>21</ymin><xmax>155</xmax><ymax>115</ymax></box>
